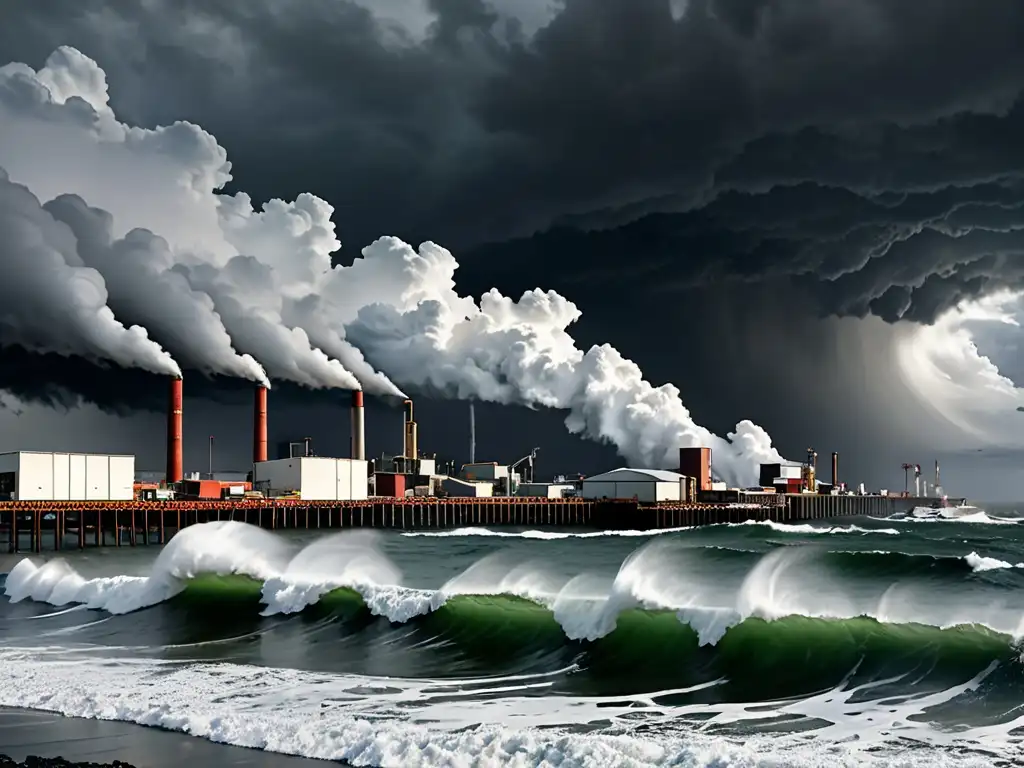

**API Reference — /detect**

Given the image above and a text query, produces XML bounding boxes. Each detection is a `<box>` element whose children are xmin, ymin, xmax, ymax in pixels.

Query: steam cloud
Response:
<box><xmin>43</xmin><ymin>194</ymin><xmax>269</xmax><ymax>387</ymax></box>
<box><xmin>0</xmin><ymin>46</ymin><xmax>785</xmax><ymax>484</ymax></box>
<box><xmin>0</xmin><ymin>169</ymin><xmax>180</xmax><ymax>377</ymax></box>
<box><xmin>0</xmin><ymin>47</ymin><xmax>372</xmax><ymax>394</ymax></box>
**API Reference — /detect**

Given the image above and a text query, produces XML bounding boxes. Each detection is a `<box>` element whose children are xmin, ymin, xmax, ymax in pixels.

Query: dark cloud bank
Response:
<box><xmin>2</xmin><ymin>0</ymin><xmax>1024</xmax><ymax>492</ymax></box>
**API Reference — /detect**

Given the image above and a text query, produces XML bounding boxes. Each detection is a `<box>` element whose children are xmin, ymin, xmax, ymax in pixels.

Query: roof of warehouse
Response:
<box><xmin>583</xmin><ymin>468</ymin><xmax>685</xmax><ymax>483</ymax></box>
<box><xmin>0</xmin><ymin>450</ymin><xmax>135</xmax><ymax>457</ymax></box>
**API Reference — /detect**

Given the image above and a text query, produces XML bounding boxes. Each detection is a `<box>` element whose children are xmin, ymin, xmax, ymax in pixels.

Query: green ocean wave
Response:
<box><xmin>175</xmin><ymin>573</ymin><xmax>1016</xmax><ymax>670</ymax></box>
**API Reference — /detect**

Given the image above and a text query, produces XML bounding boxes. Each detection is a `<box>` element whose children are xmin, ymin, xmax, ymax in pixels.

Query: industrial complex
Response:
<box><xmin>0</xmin><ymin>378</ymin><xmax>963</xmax><ymax>552</ymax></box>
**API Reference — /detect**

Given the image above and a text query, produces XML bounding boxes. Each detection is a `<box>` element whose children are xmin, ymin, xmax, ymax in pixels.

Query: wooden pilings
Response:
<box><xmin>0</xmin><ymin>499</ymin><xmax>602</xmax><ymax>553</ymax></box>
<box><xmin>0</xmin><ymin>494</ymin><xmax>964</xmax><ymax>554</ymax></box>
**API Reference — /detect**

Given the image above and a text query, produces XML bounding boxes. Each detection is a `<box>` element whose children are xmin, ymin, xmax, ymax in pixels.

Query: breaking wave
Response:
<box><xmin>891</xmin><ymin>507</ymin><xmax>1020</xmax><ymax>525</ymax></box>
<box><xmin>404</xmin><ymin>519</ymin><xmax>901</xmax><ymax>539</ymax></box>
<box><xmin>6</xmin><ymin>522</ymin><xmax>1024</xmax><ymax>649</ymax></box>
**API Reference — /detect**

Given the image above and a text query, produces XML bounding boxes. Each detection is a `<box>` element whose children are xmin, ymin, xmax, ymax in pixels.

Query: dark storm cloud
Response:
<box><xmin>0</xmin><ymin>347</ymin><xmax>236</xmax><ymax>415</ymax></box>
<box><xmin>4</xmin><ymin>0</ymin><xmax>1024</xmax><ymax>326</ymax></box>
<box><xmin>0</xmin><ymin>344</ymin><xmax>365</xmax><ymax>433</ymax></box>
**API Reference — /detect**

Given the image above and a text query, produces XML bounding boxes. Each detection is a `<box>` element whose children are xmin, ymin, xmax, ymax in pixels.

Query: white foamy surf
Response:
<box><xmin>404</xmin><ymin>520</ymin><xmax>900</xmax><ymax>540</ymax></box>
<box><xmin>964</xmin><ymin>552</ymin><xmax>1024</xmax><ymax>572</ymax></box>
<box><xmin>402</xmin><ymin>526</ymin><xmax>696</xmax><ymax>539</ymax></box>
<box><xmin>892</xmin><ymin>507</ymin><xmax>1019</xmax><ymax>525</ymax></box>
<box><xmin>0</xmin><ymin>647</ymin><xmax>1007</xmax><ymax>767</ymax></box>
<box><xmin>729</xmin><ymin>519</ymin><xmax>902</xmax><ymax>535</ymax></box>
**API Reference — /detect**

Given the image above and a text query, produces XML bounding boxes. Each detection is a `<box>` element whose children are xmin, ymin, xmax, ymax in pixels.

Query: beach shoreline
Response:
<box><xmin>0</xmin><ymin>709</ymin><xmax>336</xmax><ymax>768</ymax></box>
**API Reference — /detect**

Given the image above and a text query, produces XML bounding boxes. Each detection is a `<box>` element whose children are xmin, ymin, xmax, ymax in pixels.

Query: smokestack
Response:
<box><xmin>253</xmin><ymin>385</ymin><xmax>268</xmax><ymax>464</ymax></box>
<box><xmin>403</xmin><ymin>399</ymin><xmax>418</xmax><ymax>460</ymax></box>
<box><xmin>351</xmin><ymin>390</ymin><xmax>365</xmax><ymax>461</ymax></box>
<box><xmin>166</xmin><ymin>376</ymin><xmax>183</xmax><ymax>484</ymax></box>
<box><xmin>469</xmin><ymin>401</ymin><xmax>476</xmax><ymax>464</ymax></box>
<box><xmin>831</xmin><ymin>452</ymin><xmax>838</xmax><ymax>487</ymax></box>
<box><xmin>935</xmin><ymin>459</ymin><xmax>940</xmax><ymax>488</ymax></box>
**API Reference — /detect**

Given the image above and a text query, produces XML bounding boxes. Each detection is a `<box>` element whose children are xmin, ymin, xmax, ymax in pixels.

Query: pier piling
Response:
<box><xmin>0</xmin><ymin>493</ymin><xmax>961</xmax><ymax>553</ymax></box>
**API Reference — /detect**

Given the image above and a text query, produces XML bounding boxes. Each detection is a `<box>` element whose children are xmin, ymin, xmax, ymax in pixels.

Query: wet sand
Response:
<box><xmin>0</xmin><ymin>709</ymin><xmax>336</xmax><ymax>768</ymax></box>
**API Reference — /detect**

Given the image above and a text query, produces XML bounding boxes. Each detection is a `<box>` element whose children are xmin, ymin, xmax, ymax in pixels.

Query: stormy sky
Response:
<box><xmin>2</xmin><ymin>0</ymin><xmax>1024</xmax><ymax>498</ymax></box>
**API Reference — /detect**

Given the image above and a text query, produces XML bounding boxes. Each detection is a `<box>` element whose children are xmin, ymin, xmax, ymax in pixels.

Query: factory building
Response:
<box><xmin>759</xmin><ymin>462</ymin><xmax>804</xmax><ymax>492</ymax></box>
<box><xmin>441</xmin><ymin>477</ymin><xmax>493</xmax><ymax>497</ymax></box>
<box><xmin>581</xmin><ymin>468</ymin><xmax>687</xmax><ymax>502</ymax></box>
<box><xmin>253</xmin><ymin>456</ymin><xmax>368</xmax><ymax>501</ymax></box>
<box><xmin>0</xmin><ymin>451</ymin><xmax>135</xmax><ymax>501</ymax></box>
<box><xmin>516</xmin><ymin>482</ymin><xmax>575</xmax><ymax>499</ymax></box>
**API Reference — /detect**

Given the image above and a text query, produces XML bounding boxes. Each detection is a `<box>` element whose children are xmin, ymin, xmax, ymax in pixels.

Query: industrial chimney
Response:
<box><xmin>469</xmin><ymin>401</ymin><xmax>476</xmax><ymax>464</ymax></box>
<box><xmin>403</xmin><ymin>399</ymin><xmax>418</xmax><ymax>460</ymax></box>
<box><xmin>253</xmin><ymin>385</ymin><xmax>268</xmax><ymax>464</ymax></box>
<box><xmin>831</xmin><ymin>452</ymin><xmax>838</xmax><ymax>488</ymax></box>
<box><xmin>351</xmin><ymin>390</ymin><xmax>365</xmax><ymax>461</ymax></box>
<box><xmin>166</xmin><ymin>376</ymin><xmax>183</xmax><ymax>485</ymax></box>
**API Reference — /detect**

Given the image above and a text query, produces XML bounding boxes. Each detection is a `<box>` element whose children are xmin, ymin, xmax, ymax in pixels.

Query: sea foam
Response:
<box><xmin>0</xmin><ymin>647</ymin><xmax>1005</xmax><ymax>767</ymax></box>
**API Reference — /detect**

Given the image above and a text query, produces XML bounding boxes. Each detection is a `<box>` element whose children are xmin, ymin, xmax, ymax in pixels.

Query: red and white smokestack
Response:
<box><xmin>166</xmin><ymin>376</ymin><xmax>183</xmax><ymax>484</ymax></box>
<box><xmin>253</xmin><ymin>385</ymin><xmax>268</xmax><ymax>464</ymax></box>
<box><xmin>351</xmin><ymin>390</ymin><xmax>365</xmax><ymax>461</ymax></box>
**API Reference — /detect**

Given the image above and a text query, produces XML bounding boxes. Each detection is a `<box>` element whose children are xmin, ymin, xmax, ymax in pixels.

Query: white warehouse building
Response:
<box><xmin>581</xmin><ymin>468</ymin><xmax>686</xmax><ymax>503</ymax></box>
<box><xmin>0</xmin><ymin>451</ymin><xmax>135</xmax><ymax>501</ymax></box>
<box><xmin>253</xmin><ymin>457</ymin><xmax>369</xmax><ymax>501</ymax></box>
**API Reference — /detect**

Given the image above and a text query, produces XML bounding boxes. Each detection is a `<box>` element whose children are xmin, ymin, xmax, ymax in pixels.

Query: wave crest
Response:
<box><xmin>6</xmin><ymin>522</ymin><xmax>1024</xmax><ymax>646</ymax></box>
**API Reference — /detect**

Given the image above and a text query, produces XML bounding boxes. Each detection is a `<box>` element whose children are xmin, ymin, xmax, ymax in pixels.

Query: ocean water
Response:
<box><xmin>2</xmin><ymin>505</ymin><xmax>1024</xmax><ymax>767</ymax></box>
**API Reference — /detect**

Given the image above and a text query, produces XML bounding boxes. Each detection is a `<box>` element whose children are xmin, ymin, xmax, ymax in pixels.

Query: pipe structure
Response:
<box><xmin>166</xmin><ymin>377</ymin><xmax>183</xmax><ymax>485</ymax></box>
<box><xmin>351</xmin><ymin>390</ymin><xmax>365</xmax><ymax>461</ymax></box>
<box><xmin>469</xmin><ymin>402</ymin><xmax>476</xmax><ymax>464</ymax></box>
<box><xmin>253</xmin><ymin>385</ymin><xmax>268</xmax><ymax>464</ymax></box>
<box><xmin>831</xmin><ymin>452</ymin><xmax>838</xmax><ymax>487</ymax></box>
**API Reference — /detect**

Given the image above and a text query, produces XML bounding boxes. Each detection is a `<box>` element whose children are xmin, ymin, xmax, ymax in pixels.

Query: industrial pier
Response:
<box><xmin>0</xmin><ymin>379</ymin><xmax>966</xmax><ymax>553</ymax></box>
<box><xmin>0</xmin><ymin>493</ymin><xmax>959</xmax><ymax>553</ymax></box>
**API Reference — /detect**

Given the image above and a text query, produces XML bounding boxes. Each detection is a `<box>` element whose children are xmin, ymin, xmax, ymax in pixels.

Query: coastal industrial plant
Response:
<box><xmin>0</xmin><ymin>378</ymin><xmax>951</xmax><ymax>508</ymax></box>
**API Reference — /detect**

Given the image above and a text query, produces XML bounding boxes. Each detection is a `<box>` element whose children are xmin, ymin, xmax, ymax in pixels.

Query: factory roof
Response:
<box><xmin>584</xmin><ymin>468</ymin><xmax>685</xmax><ymax>483</ymax></box>
<box><xmin>0</xmin><ymin>450</ymin><xmax>135</xmax><ymax>458</ymax></box>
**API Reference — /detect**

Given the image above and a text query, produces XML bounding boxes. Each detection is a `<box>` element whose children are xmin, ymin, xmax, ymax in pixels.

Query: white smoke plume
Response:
<box><xmin>0</xmin><ymin>168</ymin><xmax>180</xmax><ymax>377</ymax></box>
<box><xmin>0</xmin><ymin>46</ymin><xmax>376</xmax><ymax>393</ymax></box>
<box><xmin>43</xmin><ymin>194</ymin><xmax>269</xmax><ymax>387</ymax></box>
<box><xmin>342</xmin><ymin>238</ymin><xmax>784</xmax><ymax>485</ymax></box>
<box><xmin>217</xmin><ymin>193</ymin><xmax>403</xmax><ymax>395</ymax></box>
<box><xmin>0</xmin><ymin>46</ymin><xmax>784</xmax><ymax>482</ymax></box>
<box><xmin>180</xmin><ymin>257</ymin><xmax>361</xmax><ymax>391</ymax></box>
